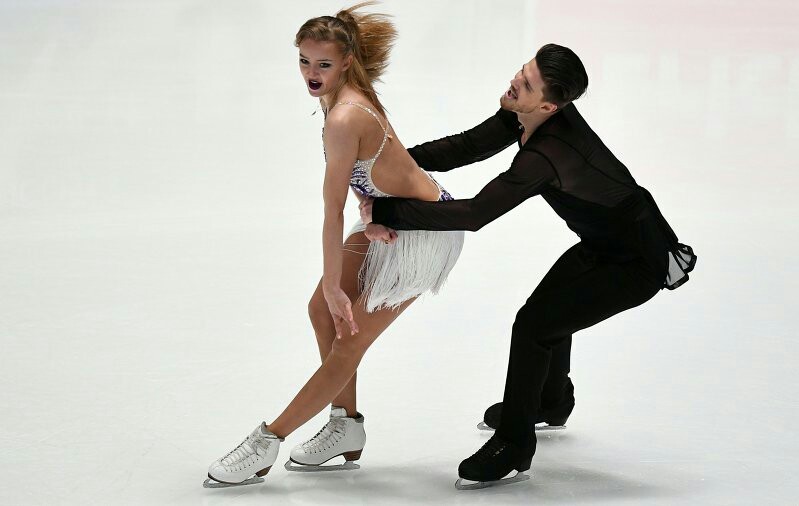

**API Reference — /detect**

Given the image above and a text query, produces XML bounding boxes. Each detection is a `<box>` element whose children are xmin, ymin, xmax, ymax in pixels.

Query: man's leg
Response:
<box><xmin>458</xmin><ymin>248</ymin><xmax>664</xmax><ymax>483</ymax></box>
<box><xmin>496</xmin><ymin>250</ymin><xmax>663</xmax><ymax>449</ymax></box>
<box><xmin>523</xmin><ymin>245</ymin><xmax>587</xmax><ymax>419</ymax></box>
<box><xmin>483</xmin><ymin>245</ymin><xmax>585</xmax><ymax>429</ymax></box>
<box><xmin>529</xmin><ymin>245</ymin><xmax>588</xmax><ymax>418</ymax></box>
<box><xmin>539</xmin><ymin>335</ymin><xmax>573</xmax><ymax>423</ymax></box>
<box><xmin>483</xmin><ymin>334</ymin><xmax>572</xmax><ymax>429</ymax></box>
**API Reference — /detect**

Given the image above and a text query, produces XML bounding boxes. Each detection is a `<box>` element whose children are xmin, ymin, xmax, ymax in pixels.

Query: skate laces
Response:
<box><xmin>221</xmin><ymin>431</ymin><xmax>272</xmax><ymax>470</ymax></box>
<box><xmin>302</xmin><ymin>417</ymin><xmax>347</xmax><ymax>453</ymax></box>
<box><xmin>471</xmin><ymin>436</ymin><xmax>507</xmax><ymax>463</ymax></box>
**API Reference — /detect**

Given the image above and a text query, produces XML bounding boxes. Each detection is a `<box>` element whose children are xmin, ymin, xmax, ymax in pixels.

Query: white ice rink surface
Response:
<box><xmin>1</xmin><ymin>1</ymin><xmax>798</xmax><ymax>504</ymax></box>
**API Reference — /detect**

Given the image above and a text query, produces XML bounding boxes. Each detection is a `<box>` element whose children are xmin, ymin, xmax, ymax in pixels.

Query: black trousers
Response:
<box><xmin>496</xmin><ymin>242</ymin><xmax>665</xmax><ymax>449</ymax></box>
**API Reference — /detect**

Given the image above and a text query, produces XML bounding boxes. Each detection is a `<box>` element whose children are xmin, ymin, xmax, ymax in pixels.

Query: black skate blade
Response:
<box><xmin>455</xmin><ymin>471</ymin><xmax>530</xmax><ymax>491</ymax></box>
<box><xmin>476</xmin><ymin>421</ymin><xmax>566</xmax><ymax>432</ymax></box>
<box><xmin>202</xmin><ymin>476</ymin><xmax>264</xmax><ymax>488</ymax></box>
<box><xmin>284</xmin><ymin>458</ymin><xmax>360</xmax><ymax>472</ymax></box>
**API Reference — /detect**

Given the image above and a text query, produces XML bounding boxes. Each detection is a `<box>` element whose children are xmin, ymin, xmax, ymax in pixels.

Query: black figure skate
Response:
<box><xmin>477</xmin><ymin>401</ymin><xmax>571</xmax><ymax>432</ymax></box>
<box><xmin>455</xmin><ymin>435</ymin><xmax>534</xmax><ymax>490</ymax></box>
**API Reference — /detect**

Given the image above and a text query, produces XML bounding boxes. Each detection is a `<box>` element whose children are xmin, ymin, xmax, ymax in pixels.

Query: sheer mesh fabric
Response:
<box><xmin>373</xmin><ymin>105</ymin><xmax>696</xmax><ymax>289</ymax></box>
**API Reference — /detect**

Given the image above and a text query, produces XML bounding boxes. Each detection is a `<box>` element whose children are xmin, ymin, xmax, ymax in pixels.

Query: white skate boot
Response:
<box><xmin>284</xmin><ymin>406</ymin><xmax>365</xmax><ymax>472</ymax></box>
<box><xmin>203</xmin><ymin>423</ymin><xmax>284</xmax><ymax>488</ymax></box>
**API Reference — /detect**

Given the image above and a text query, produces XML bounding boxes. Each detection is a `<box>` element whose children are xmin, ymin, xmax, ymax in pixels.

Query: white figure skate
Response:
<box><xmin>284</xmin><ymin>406</ymin><xmax>365</xmax><ymax>472</ymax></box>
<box><xmin>203</xmin><ymin>423</ymin><xmax>283</xmax><ymax>488</ymax></box>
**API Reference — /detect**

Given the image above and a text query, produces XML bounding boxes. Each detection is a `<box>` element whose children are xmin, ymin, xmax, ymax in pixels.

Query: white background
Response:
<box><xmin>1</xmin><ymin>0</ymin><xmax>797</xmax><ymax>504</ymax></box>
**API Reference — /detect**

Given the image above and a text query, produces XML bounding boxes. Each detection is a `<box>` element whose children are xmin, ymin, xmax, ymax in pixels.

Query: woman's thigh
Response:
<box><xmin>310</xmin><ymin>232</ymin><xmax>415</xmax><ymax>340</ymax></box>
<box><xmin>331</xmin><ymin>231</ymin><xmax>416</xmax><ymax>353</ymax></box>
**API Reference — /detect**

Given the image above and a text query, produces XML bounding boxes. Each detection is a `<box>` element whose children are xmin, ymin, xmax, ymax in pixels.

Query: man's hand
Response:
<box><xmin>359</xmin><ymin>197</ymin><xmax>374</xmax><ymax>224</ymax></box>
<box><xmin>364</xmin><ymin>223</ymin><xmax>398</xmax><ymax>244</ymax></box>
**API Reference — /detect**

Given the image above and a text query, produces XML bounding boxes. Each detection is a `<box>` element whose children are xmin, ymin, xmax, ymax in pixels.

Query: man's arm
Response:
<box><xmin>371</xmin><ymin>149</ymin><xmax>557</xmax><ymax>231</ymax></box>
<box><xmin>408</xmin><ymin>108</ymin><xmax>520</xmax><ymax>172</ymax></box>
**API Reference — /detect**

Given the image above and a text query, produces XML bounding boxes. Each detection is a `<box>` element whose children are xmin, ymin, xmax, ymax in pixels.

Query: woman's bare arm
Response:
<box><xmin>321</xmin><ymin>110</ymin><xmax>362</xmax><ymax>336</ymax></box>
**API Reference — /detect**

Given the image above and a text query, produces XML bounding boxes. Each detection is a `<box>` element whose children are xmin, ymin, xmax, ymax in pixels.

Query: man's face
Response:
<box><xmin>500</xmin><ymin>58</ymin><xmax>557</xmax><ymax>115</ymax></box>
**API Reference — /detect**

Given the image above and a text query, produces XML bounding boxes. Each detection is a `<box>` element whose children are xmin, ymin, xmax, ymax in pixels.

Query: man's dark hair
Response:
<box><xmin>535</xmin><ymin>43</ymin><xmax>588</xmax><ymax>107</ymax></box>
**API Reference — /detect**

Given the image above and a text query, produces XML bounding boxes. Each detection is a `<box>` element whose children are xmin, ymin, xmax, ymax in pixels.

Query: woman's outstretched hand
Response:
<box><xmin>324</xmin><ymin>285</ymin><xmax>359</xmax><ymax>338</ymax></box>
<box><xmin>365</xmin><ymin>223</ymin><xmax>398</xmax><ymax>244</ymax></box>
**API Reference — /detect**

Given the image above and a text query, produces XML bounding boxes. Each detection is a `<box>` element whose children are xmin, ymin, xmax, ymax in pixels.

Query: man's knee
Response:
<box><xmin>513</xmin><ymin>303</ymin><xmax>543</xmax><ymax>332</ymax></box>
<box><xmin>511</xmin><ymin>303</ymin><xmax>560</xmax><ymax>344</ymax></box>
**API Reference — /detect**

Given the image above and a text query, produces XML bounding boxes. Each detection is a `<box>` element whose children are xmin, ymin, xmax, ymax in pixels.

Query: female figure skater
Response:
<box><xmin>204</xmin><ymin>3</ymin><xmax>464</xmax><ymax>488</ymax></box>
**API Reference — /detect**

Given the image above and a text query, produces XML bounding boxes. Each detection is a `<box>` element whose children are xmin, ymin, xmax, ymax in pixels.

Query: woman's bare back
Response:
<box><xmin>330</xmin><ymin>94</ymin><xmax>442</xmax><ymax>202</ymax></box>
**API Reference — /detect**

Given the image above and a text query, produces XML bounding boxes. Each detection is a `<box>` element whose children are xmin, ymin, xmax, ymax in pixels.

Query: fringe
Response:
<box><xmin>346</xmin><ymin>220</ymin><xmax>465</xmax><ymax>313</ymax></box>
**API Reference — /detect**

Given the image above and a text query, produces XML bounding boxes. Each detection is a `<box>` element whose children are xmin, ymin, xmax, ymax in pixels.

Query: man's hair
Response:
<box><xmin>535</xmin><ymin>44</ymin><xmax>588</xmax><ymax>107</ymax></box>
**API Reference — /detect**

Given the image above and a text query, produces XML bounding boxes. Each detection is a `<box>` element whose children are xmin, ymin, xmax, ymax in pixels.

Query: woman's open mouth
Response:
<box><xmin>505</xmin><ymin>87</ymin><xmax>517</xmax><ymax>100</ymax></box>
<box><xmin>308</xmin><ymin>80</ymin><xmax>322</xmax><ymax>91</ymax></box>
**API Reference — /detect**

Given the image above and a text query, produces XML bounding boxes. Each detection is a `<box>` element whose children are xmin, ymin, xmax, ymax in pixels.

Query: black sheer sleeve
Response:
<box><xmin>372</xmin><ymin>150</ymin><xmax>556</xmax><ymax>231</ymax></box>
<box><xmin>407</xmin><ymin>109</ymin><xmax>520</xmax><ymax>172</ymax></box>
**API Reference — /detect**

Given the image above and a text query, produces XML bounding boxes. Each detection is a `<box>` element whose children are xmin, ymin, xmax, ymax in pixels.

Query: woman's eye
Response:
<box><xmin>300</xmin><ymin>59</ymin><xmax>309</xmax><ymax>65</ymax></box>
<box><xmin>320</xmin><ymin>63</ymin><xmax>331</xmax><ymax>68</ymax></box>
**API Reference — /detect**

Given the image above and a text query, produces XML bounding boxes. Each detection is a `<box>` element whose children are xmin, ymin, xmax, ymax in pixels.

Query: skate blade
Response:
<box><xmin>476</xmin><ymin>421</ymin><xmax>566</xmax><ymax>432</ymax></box>
<box><xmin>455</xmin><ymin>471</ymin><xmax>530</xmax><ymax>491</ymax></box>
<box><xmin>202</xmin><ymin>476</ymin><xmax>264</xmax><ymax>488</ymax></box>
<box><xmin>284</xmin><ymin>459</ymin><xmax>360</xmax><ymax>472</ymax></box>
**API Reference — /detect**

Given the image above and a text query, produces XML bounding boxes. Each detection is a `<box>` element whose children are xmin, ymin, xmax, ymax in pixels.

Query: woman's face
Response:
<box><xmin>298</xmin><ymin>39</ymin><xmax>352</xmax><ymax>98</ymax></box>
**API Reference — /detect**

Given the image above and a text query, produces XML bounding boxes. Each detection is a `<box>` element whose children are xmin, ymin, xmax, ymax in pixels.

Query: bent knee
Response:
<box><xmin>512</xmin><ymin>305</ymin><xmax>551</xmax><ymax>338</ymax></box>
<box><xmin>330</xmin><ymin>335</ymin><xmax>370</xmax><ymax>363</ymax></box>
<box><xmin>308</xmin><ymin>296</ymin><xmax>332</xmax><ymax>330</ymax></box>
<box><xmin>514</xmin><ymin>303</ymin><xmax>544</xmax><ymax>327</ymax></box>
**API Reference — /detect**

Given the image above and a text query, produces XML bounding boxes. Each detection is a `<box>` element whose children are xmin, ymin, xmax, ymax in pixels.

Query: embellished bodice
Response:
<box><xmin>340</xmin><ymin>102</ymin><xmax>394</xmax><ymax>198</ymax></box>
<box><xmin>324</xmin><ymin>101</ymin><xmax>455</xmax><ymax>202</ymax></box>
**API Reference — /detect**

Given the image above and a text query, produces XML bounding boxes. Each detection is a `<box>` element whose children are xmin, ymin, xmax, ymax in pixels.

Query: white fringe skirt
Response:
<box><xmin>346</xmin><ymin>220</ymin><xmax>465</xmax><ymax>313</ymax></box>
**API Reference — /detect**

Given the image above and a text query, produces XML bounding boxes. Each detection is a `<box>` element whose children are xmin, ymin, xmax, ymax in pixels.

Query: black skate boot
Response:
<box><xmin>455</xmin><ymin>435</ymin><xmax>535</xmax><ymax>490</ymax></box>
<box><xmin>478</xmin><ymin>399</ymin><xmax>573</xmax><ymax>432</ymax></box>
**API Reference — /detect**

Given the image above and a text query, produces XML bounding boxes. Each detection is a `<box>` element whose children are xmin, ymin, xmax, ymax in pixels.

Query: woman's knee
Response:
<box><xmin>330</xmin><ymin>334</ymin><xmax>370</xmax><ymax>364</ymax></box>
<box><xmin>308</xmin><ymin>293</ymin><xmax>333</xmax><ymax>334</ymax></box>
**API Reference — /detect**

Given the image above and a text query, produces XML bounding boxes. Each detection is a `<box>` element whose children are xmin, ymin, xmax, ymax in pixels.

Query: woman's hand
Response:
<box><xmin>323</xmin><ymin>285</ymin><xmax>359</xmax><ymax>338</ymax></box>
<box><xmin>364</xmin><ymin>223</ymin><xmax>398</xmax><ymax>244</ymax></box>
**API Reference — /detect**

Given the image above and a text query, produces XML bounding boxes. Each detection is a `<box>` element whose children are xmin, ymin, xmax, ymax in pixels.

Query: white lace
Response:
<box><xmin>302</xmin><ymin>417</ymin><xmax>347</xmax><ymax>454</ymax></box>
<box><xmin>221</xmin><ymin>430</ymin><xmax>272</xmax><ymax>472</ymax></box>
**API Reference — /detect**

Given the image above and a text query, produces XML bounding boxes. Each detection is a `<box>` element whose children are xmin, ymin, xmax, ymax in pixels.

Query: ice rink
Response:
<box><xmin>1</xmin><ymin>0</ymin><xmax>798</xmax><ymax>504</ymax></box>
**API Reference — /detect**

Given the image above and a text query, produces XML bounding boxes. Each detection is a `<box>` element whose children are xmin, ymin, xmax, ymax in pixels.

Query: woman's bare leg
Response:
<box><xmin>306</xmin><ymin>234</ymin><xmax>372</xmax><ymax>415</ymax></box>
<box><xmin>307</xmin><ymin>282</ymin><xmax>358</xmax><ymax>415</ymax></box>
<box><xmin>269</xmin><ymin>232</ymin><xmax>414</xmax><ymax>438</ymax></box>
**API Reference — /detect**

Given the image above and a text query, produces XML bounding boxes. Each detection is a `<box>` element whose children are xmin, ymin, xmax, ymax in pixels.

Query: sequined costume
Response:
<box><xmin>331</xmin><ymin>101</ymin><xmax>464</xmax><ymax>312</ymax></box>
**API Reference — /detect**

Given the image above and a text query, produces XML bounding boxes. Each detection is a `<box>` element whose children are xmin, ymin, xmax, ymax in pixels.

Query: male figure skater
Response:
<box><xmin>359</xmin><ymin>44</ymin><xmax>696</xmax><ymax>489</ymax></box>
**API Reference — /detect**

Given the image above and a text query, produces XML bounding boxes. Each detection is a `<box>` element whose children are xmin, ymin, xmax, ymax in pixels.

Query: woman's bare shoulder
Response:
<box><xmin>324</xmin><ymin>104</ymin><xmax>361</xmax><ymax>130</ymax></box>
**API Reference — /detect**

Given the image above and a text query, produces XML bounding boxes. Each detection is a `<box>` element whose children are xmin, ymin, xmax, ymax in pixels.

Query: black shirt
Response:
<box><xmin>371</xmin><ymin>105</ymin><xmax>696</xmax><ymax>289</ymax></box>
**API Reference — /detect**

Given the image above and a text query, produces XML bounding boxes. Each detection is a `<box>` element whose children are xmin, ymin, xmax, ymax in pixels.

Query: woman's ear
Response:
<box><xmin>342</xmin><ymin>53</ymin><xmax>354</xmax><ymax>72</ymax></box>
